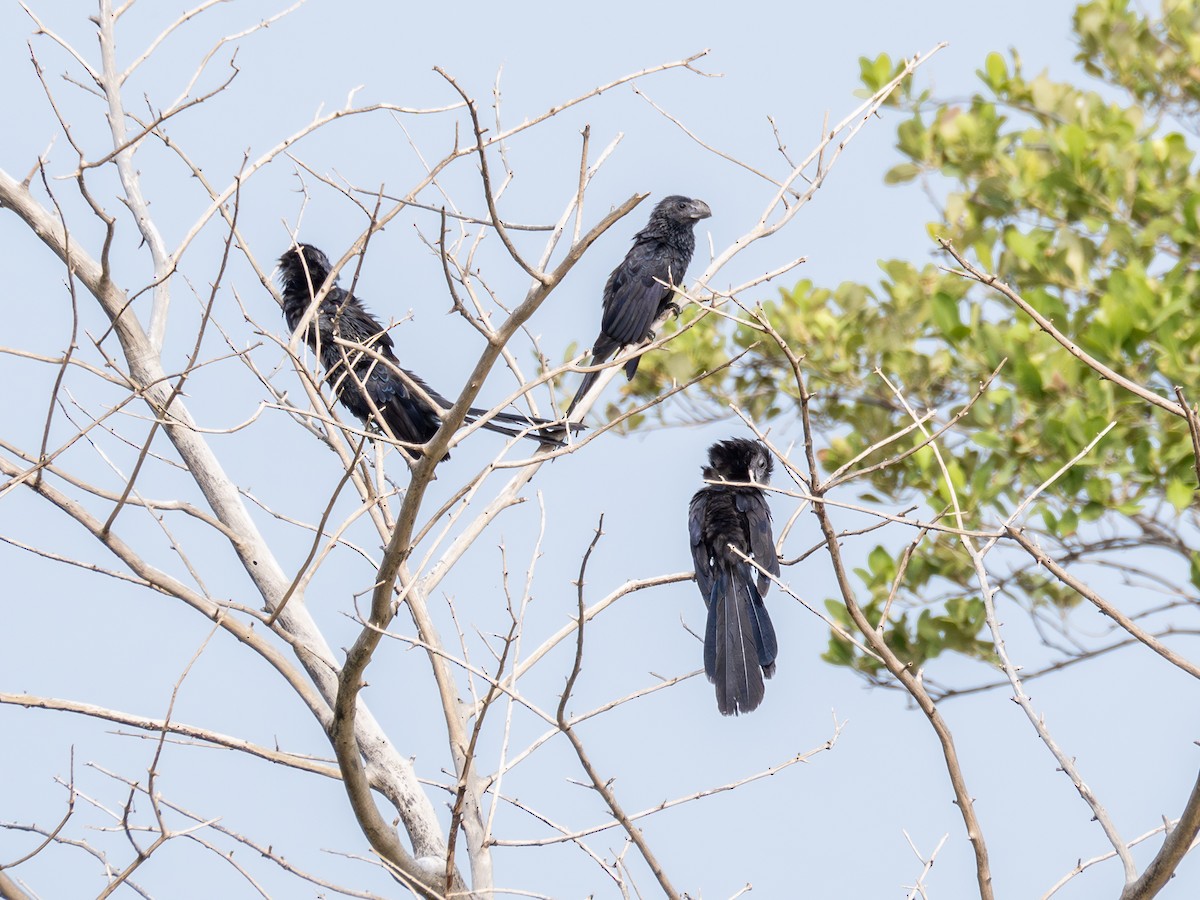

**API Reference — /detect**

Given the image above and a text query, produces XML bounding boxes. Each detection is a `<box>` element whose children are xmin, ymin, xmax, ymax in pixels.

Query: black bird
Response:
<box><xmin>277</xmin><ymin>244</ymin><xmax>565</xmax><ymax>456</ymax></box>
<box><xmin>688</xmin><ymin>438</ymin><xmax>780</xmax><ymax>716</ymax></box>
<box><xmin>565</xmin><ymin>195</ymin><xmax>712</xmax><ymax>416</ymax></box>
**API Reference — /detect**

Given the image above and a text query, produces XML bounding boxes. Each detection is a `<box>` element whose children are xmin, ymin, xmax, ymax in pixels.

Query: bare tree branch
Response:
<box><xmin>556</xmin><ymin>516</ymin><xmax>681</xmax><ymax>899</ymax></box>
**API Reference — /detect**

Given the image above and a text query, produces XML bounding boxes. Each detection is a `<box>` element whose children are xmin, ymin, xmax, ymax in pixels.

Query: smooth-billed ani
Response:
<box><xmin>688</xmin><ymin>438</ymin><xmax>780</xmax><ymax>716</ymax></box>
<box><xmin>565</xmin><ymin>195</ymin><xmax>711</xmax><ymax>415</ymax></box>
<box><xmin>277</xmin><ymin>244</ymin><xmax>565</xmax><ymax>456</ymax></box>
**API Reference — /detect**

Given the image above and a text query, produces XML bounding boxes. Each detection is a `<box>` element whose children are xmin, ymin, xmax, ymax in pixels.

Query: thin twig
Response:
<box><xmin>556</xmin><ymin>517</ymin><xmax>681</xmax><ymax>899</ymax></box>
<box><xmin>1005</xmin><ymin>529</ymin><xmax>1200</xmax><ymax>681</ymax></box>
<box><xmin>939</xmin><ymin>240</ymin><xmax>1184</xmax><ymax>418</ymax></box>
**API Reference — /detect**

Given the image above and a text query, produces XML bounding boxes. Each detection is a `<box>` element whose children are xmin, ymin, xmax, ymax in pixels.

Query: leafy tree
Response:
<box><xmin>628</xmin><ymin>0</ymin><xmax>1200</xmax><ymax>689</ymax></box>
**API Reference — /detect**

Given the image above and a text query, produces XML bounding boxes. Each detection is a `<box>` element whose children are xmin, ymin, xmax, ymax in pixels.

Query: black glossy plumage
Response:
<box><xmin>566</xmin><ymin>195</ymin><xmax>712</xmax><ymax>415</ymax></box>
<box><xmin>277</xmin><ymin>244</ymin><xmax>565</xmax><ymax>456</ymax></box>
<box><xmin>688</xmin><ymin>438</ymin><xmax>780</xmax><ymax>716</ymax></box>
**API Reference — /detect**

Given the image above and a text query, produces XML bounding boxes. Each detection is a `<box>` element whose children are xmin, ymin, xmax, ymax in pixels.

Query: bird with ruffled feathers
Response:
<box><xmin>688</xmin><ymin>437</ymin><xmax>781</xmax><ymax>715</ymax></box>
<box><xmin>276</xmin><ymin>243</ymin><xmax>567</xmax><ymax>458</ymax></box>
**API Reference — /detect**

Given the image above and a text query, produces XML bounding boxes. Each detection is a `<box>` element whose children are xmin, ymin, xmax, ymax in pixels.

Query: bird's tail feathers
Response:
<box><xmin>744</xmin><ymin>574</ymin><xmax>778</xmax><ymax>679</ymax></box>
<box><xmin>378</xmin><ymin>395</ymin><xmax>443</xmax><ymax>453</ymax></box>
<box><xmin>464</xmin><ymin>406</ymin><xmax>582</xmax><ymax>446</ymax></box>
<box><xmin>704</xmin><ymin>564</ymin><xmax>778</xmax><ymax>716</ymax></box>
<box><xmin>564</xmin><ymin>372</ymin><xmax>600</xmax><ymax>419</ymax></box>
<box><xmin>565</xmin><ymin>339</ymin><xmax>621</xmax><ymax>417</ymax></box>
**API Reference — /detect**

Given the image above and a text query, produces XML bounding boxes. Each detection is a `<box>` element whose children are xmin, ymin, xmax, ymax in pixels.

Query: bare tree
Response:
<box><xmin>0</xmin><ymin>3</ymin><xmax>938</xmax><ymax>897</ymax></box>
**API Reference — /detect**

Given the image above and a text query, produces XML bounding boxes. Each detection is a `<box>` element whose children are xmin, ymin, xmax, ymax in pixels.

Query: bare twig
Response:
<box><xmin>1005</xmin><ymin>529</ymin><xmax>1200</xmax><ymax>680</ymax></box>
<box><xmin>766</xmin><ymin>307</ymin><xmax>995</xmax><ymax>897</ymax></box>
<box><xmin>939</xmin><ymin>240</ymin><xmax>1184</xmax><ymax>418</ymax></box>
<box><xmin>1120</xmin><ymin>764</ymin><xmax>1200</xmax><ymax>900</ymax></box>
<box><xmin>556</xmin><ymin>517</ymin><xmax>681</xmax><ymax>899</ymax></box>
<box><xmin>880</xmin><ymin>370</ymin><xmax>1133</xmax><ymax>883</ymax></box>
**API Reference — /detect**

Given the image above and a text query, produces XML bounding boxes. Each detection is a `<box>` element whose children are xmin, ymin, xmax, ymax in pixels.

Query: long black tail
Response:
<box><xmin>703</xmin><ymin>564</ymin><xmax>778</xmax><ymax>716</ymax></box>
<box><xmin>465</xmin><ymin>407</ymin><xmax>582</xmax><ymax>446</ymax></box>
<box><xmin>564</xmin><ymin>339</ymin><xmax>620</xmax><ymax>418</ymax></box>
<box><xmin>374</xmin><ymin>389</ymin><xmax>580</xmax><ymax>457</ymax></box>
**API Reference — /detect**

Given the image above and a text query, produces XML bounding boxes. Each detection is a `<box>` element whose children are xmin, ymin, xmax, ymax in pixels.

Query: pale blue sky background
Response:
<box><xmin>3</xmin><ymin>1</ymin><xmax>1197</xmax><ymax>898</ymax></box>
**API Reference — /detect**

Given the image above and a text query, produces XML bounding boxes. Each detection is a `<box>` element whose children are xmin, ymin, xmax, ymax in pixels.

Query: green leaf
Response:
<box><xmin>822</xmin><ymin>637</ymin><xmax>855</xmax><ymax>667</ymax></box>
<box><xmin>931</xmin><ymin>291</ymin><xmax>965</xmax><ymax>339</ymax></box>
<box><xmin>885</xmin><ymin>162</ymin><xmax>922</xmax><ymax>184</ymax></box>
<box><xmin>983</xmin><ymin>51</ymin><xmax>1008</xmax><ymax>89</ymax></box>
<box><xmin>867</xmin><ymin>545</ymin><xmax>895</xmax><ymax>581</ymax></box>
<box><xmin>859</xmin><ymin>53</ymin><xmax>894</xmax><ymax>92</ymax></box>
<box><xmin>1166</xmin><ymin>477</ymin><xmax>1194</xmax><ymax>511</ymax></box>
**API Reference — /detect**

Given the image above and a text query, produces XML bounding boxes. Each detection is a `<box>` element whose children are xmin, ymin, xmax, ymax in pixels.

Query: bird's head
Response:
<box><xmin>706</xmin><ymin>437</ymin><xmax>773</xmax><ymax>484</ymax></box>
<box><xmin>655</xmin><ymin>195</ymin><xmax>712</xmax><ymax>224</ymax></box>
<box><xmin>277</xmin><ymin>243</ymin><xmax>334</xmax><ymax>293</ymax></box>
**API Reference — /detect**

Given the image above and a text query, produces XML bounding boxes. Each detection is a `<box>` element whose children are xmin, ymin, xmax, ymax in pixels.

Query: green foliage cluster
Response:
<box><xmin>624</xmin><ymin>0</ymin><xmax>1200</xmax><ymax>677</ymax></box>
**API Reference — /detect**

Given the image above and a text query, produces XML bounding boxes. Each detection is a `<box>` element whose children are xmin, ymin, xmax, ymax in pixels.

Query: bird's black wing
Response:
<box><xmin>565</xmin><ymin>246</ymin><xmax>669</xmax><ymax>416</ymax></box>
<box><xmin>280</xmin><ymin>246</ymin><xmax>569</xmax><ymax>450</ymax></box>
<box><xmin>600</xmin><ymin>241</ymin><xmax>675</xmax><ymax>349</ymax></box>
<box><xmin>327</xmin><ymin>295</ymin><xmax>395</xmax><ymax>353</ymax></box>
<box><xmin>320</xmin><ymin>298</ymin><xmax>444</xmax><ymax>445</ymax></box>
<box><xmin>688</xmin><ymin>489</ymin><xmax>714</xmax><ymax>603</ymax></box>
<box><xmin>737</xmin><ymin>490</ymin><xmax>779</xmax><ymax>596</ymax></box>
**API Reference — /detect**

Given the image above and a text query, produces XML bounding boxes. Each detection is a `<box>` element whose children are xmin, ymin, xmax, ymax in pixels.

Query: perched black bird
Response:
<box><xmin>688</xmin><ymin>438</ymin><xmax>780</xmax><ymax>716</ymax></box>
<box><xmin>277</xmin><ymin>244</ymin><xmax>565</xmax><ymax>456</ymax></box>
<box><xmin>565</xmin><ymin>195</ymin><xmax>712</xmax><ymax>415</ymax></box>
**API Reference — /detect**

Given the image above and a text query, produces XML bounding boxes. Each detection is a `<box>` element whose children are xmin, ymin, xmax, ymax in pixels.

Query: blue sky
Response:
<box><xmin>3</xmin><ymin>1</ymin><xmax>1196</xmax><ymax>898</ymax></box>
